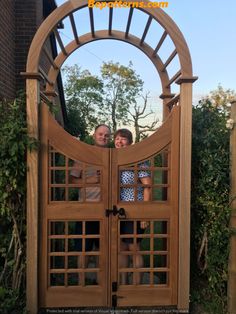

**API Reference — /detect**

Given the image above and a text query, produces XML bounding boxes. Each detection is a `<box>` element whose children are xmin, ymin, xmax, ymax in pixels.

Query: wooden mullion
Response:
<box><xmin>89</xmin><ymin>8</ymin><xmax>95</xmax><ymax>38</ymax></box>
<box><xmin>54</xmin><ymin>28</ymin><xmax>68</xmax><ymax>56</ymax></box>
<box><xmin>69</xmin><ymin>13</ymin><xmax>79</xmax><ymax>44</ymax></box>
<box><xmin>39</xmin><ymin>66</ymin><xmax>53</xmax><ymax>86</ymax></box>
<box><xmin>65</xmin><ymin>157</ymin><xmax>69</xmax><ymax>201</ymax></box>
<box><xmin>166</xmin><ymin>70</ymin><xmax>182</xmax><ymax>88</ymax></box>
<box><xmin>108</xmin><ymin>7</ymin><xmax>113</xmax><ymax>35</ymax></box>
<box><xmin>42</xmin><ymin>47</ymin><xmax>58</xmax><ymax>70</ymax></box>
<box><xmin>140</xmin><ymin>16</ymin><xmax>152</xmax><ymax>46</ymax></box>
<box><xmin>64</xmin><ymin>221</ymin><xmax>68</xmax><ymax>287</ymax></box>
<box><xmin>152</xmin><ymin>30</ymin><xmax>167</xmax><ymax>57</ymax></box>
<box><xmin>161</xmin><ymin>49</ymin><xmax>177</xmax><ymax>71</ymax></box>
<box><xmin>165</xmin><ymin>93</ymin><xmax>180</xmax><ymax>109</ymax></box>
<box><xmin>125</xmin><ymin>7</ymin><xmax>134</xmax><ymax>38</ymax></box>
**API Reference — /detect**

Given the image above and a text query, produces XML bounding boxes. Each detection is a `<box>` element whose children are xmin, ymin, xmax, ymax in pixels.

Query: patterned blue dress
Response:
<box><xmin>119</xmin><ymin>162</ymin><xmax>150</xmax><ymax>242</ymax></box>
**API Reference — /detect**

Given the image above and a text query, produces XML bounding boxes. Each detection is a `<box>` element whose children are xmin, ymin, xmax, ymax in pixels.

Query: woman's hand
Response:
<box><xmin>140</xmin><ymin>221</ymin><xmax>149</xmax><ymax>229</ymax></box>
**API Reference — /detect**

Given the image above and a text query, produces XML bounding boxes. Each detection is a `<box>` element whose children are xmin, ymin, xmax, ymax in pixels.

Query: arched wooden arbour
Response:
<box><xmin>24</xmin><ymin>1</ymin><xmax>197</xmax><ymax>313</ymax></box>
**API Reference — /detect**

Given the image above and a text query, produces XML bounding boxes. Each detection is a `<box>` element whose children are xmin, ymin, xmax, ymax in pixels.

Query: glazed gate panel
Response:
<box><xmin>110</xmin><ymin>107</ymin><xmax>179</xmax><ymax>306</ymax></box>
<box><xmin>39</xmin><ymin>103</ymin><xmax>110</xmax><ymax>307</ymax></box>
<box><xmin>39</xmin><ymin>103</ymin><xmax>179</xmax><ymax>308</ymax></box>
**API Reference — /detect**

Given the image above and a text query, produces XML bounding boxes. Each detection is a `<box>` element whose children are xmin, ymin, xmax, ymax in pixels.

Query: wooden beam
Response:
<box><xmin>161</xmin><ymin>49</ymin><xmax>177</xmax><ymax>71</ymax></box>
<box><xmin>42</xmin><ymin>47</ymin><xmax>58</xmax><ymax>70</ymax></box>
<box><xmin>39</xmin><ymin>66</ymin><xmax>54</xmax><ymax>86</ymax></box>
<box><xmin>166</xmin><ymin>70</ymin><xmax>182</xmax><ymax>88</ymax></box>
<box><xmin>89</xmin><ymin>8</ymin><xmax>95</xmax><ymax>37</ymax></box>
<box><xmin>53</xmin><ymin>28</ymin><xmax>68</xmax><ymax>56</ymax></box>
<box><xmin>69</xmin><ymin>13</ymin><xmax>79</xmax><ymax>44</ymax></box>
<box><xmin>152</xmin><ymin>30</ymin><xmax>167</xmax><ymax>57</ymax></box>
<box><xmin>108</xmin><ymin>7</ymin><xmax>113</xmax><ymax>35</ymax></box>
<box><xmin>140</xmin><ymin>16</ymin><xmax>152</xmax><ymax>46</ymax></box>
<box><xmin>125</xmin><ymin>7</ymin><xmax>134</xmax><ymax>38</ymax></box>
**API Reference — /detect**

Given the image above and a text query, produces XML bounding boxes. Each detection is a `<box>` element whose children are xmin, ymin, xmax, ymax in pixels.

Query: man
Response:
<box><xmin>70</xmin><ymin>124</ymin><xmax>111</xmax><ymax>253</ymax></box>
<box><xmin>70</xmin><ymin>124</ymin><xmax>111</xmax><ymax>201</ymax></box>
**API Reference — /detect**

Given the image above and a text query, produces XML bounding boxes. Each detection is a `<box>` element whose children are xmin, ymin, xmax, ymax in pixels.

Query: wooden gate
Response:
<box><xmin>39</xmin><ymin>102</ymin><xmax>179</xmax><ymax>308</ymax></box>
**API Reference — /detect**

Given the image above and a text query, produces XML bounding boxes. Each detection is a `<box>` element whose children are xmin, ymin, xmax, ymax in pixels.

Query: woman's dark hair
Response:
<box><xmin>114</xmin><ymin>128</ymin><xmax>133</xmax><ymax>144</ymax></box>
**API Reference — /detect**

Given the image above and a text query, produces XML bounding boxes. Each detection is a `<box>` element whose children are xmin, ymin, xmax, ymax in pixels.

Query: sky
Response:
<box><xmin>54</xmin><ymin>0</ymin><xmax>236</xmax><ymax>121</ymax></box>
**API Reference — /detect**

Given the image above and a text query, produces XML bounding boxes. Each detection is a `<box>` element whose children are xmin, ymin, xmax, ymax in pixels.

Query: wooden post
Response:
<box><xmin>176</xmin><ymin>79</ymin><xmax>193</xmax><ymax>312</ymax></box>
<box><xmin>26</xmin><ymin>78</ymin><xmax>40</xmax><ymax>314</ymax></box>
<box><xmin>228</xmin><ymin>100</ymin><xmax>236</xmax><ymax>314</ymax></box>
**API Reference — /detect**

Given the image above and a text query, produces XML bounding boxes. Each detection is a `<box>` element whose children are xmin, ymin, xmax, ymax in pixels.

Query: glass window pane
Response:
<box><xmin>154</xmin><ymin>254</ymin><xmax>167</xmax><ymax>267</ymax></box>
<box><xmin>154</xmin><ymin>272</ymin><xmax>167</xmax><ymax>284</ymax></box>
<box><xmin>85</xmin><ymin>221</ymin><xmax>100</xmax><ymax>234</ymax></box>
<box><xmin>154</xmin><ymin>238</ymin><xmax>167</xmax><ymax>251</ymax></box>
<box><xmin>50</xmin><ymin>221</ymin><xmax>65</xmax><ymax>235</ymax></box>
<box><xmin>68</xmin><ymin>273</ymin><xmax>79</xmax><ymax>286</ymax></box>
<box><xmin>68</xmin><ymin>239</ymin><xmax>82</xmax><ymax>252</ymax></box>
<box><xmin>51</xmin><ymin>170</ymin><xmax>65</xmax><ymax>184</ymax></box>
<box><xmin>68</xmin><ymin>256</ymin><xmax>80</xmax><ymax>269</ymax></box>
<box><xmin>51</xmin><ymin>187</ymin><xmax>65</xmax><ymax>201</ymax></box>
<box><xmin>68</xmin><ymin>188</ymin><xmax>83</xmax><ymax>201</ymax></box>
<box><xmin>50</xmin><ymin>256</ymin><xmax>65</xmax><ymax>269</ymax></box>
<box><xmin>50</xmin><ymin>239</ymin><xmax>65</xmax><ymax>252</ymax></box>
<box><xmin>51</xmin><ymin>152</ymin><xmax>65</xmax><ymax>167</ymax></box>
<box><xmin>154</xmin><ymin>221</ymin><xmax>168</xmax><ymax>234</ymax></box>
<box><xmin>152</xmin><ymin>187</ymin><xmax>168</xmax><ymax>201</ymax></box>
<box><xmin>68</xmin><ymin>221</ymin><xmax>82</xmax><ymax>235</ymax></box>
<box><xmin>85</xmin><ymin>272</ymin><xmax>98</xmax><ymax>285</ymax></box>
<box><xmin>140</xmin><ymin>238</ymin><xmax>150</xmax><ymax>251</ymax></box>
<box><xmin>50</xmin><ymin>273</ymin><xmax>65</xmax><ymax>286</ymax></box>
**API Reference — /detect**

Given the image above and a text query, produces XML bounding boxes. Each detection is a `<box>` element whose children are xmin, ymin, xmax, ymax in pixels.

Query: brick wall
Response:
<box><xmin>0</xmin><ymin>0</ymin><xmax>16</xmax><ymax>100</ymax></box>
<box><xmin>15</xmin><ymin>0</ymin><xmax>43</xmax><ymax>93</ymax></box>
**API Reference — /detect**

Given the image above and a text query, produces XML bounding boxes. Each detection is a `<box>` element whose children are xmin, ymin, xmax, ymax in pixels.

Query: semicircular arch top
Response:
<box><xmin>26</xmin><ymin>0</ymin><xmax>196</xmax><ymax>102</ymax></box>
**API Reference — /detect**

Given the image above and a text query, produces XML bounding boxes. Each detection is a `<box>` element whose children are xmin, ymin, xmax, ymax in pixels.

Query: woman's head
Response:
<box><xmin>114</xmin><ymin>129</ymin><xmax>133</xmax><ymax>148</ymax></box>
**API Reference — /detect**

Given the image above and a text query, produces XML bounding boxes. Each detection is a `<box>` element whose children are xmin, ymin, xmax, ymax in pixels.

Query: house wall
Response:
<box><xmin>0</xmin><ymin>0</ymin><xmax>16</xmax><ymax>99</ymax></box>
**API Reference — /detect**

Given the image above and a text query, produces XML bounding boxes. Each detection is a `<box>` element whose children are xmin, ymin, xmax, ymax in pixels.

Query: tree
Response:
<box><xmin>100</xmin><ymin>61</ymin><xmax>143</xmax><ymax>133</ymax></box>
<box><xmin>63</xmin><ymin>65</ymin><xmax>104</xmax><ymax>139</ymax></box>
<box><xmin>190</xmin><ymin>86</ymin><xmax>236</xmax><ymax>313</ymax></box>
<box><xmin>209</xmin><ymin>84</ymin><xmax>236</xmax><ymax>111</ymax></box>
<box><xmin>128</xmin><ymin>92</ymin><xmax>159</xmax><ymax>142</ymax></box>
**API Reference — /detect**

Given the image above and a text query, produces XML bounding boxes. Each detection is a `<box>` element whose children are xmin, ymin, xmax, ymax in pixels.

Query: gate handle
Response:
<box><xmin>106</xmin><ymin>205</ymin><xmax>126</xmax><ymax>218</ymax></box>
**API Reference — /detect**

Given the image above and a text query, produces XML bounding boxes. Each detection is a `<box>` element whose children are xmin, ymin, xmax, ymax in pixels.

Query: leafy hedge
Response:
<box><xmin>0</xmin><ymin>94</ymin><xmax>28</xmax><ymax>313</ymax></box>
<box><xmin>190</xmin><ymin>98</ymin><xmax>231</xmax><ymax>313</ymax></box>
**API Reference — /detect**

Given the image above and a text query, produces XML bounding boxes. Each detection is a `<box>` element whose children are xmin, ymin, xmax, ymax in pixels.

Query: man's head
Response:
<box><xmin>93</xmin><ymin>124</ymin><xmax>111</xmax><ymax>147</ymax></box>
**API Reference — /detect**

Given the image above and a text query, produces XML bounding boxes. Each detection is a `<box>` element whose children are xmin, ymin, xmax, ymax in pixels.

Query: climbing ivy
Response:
<box><xmin>0</xmin><ymin>93</ymin><xmax>31</xmax><ymax>313</ymax></box>
<box><xmin>190</xmin><ymin>98</ymin><xmax>231</xmax><ymax>313</ymax></box>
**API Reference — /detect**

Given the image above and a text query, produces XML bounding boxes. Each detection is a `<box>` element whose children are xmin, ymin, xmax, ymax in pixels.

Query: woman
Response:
<box><xmin>114</xmin><ymin>128</ymin><xmax>151</xmax><ymax>284</ymax></box>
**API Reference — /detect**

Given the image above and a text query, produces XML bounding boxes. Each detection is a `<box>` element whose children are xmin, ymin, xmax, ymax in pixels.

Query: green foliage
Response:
<box><xmin>0</xmin><ymin>94</ymin><xmax>28</xmax><ymax>312</ymax></box>
<box><xmin>63</xmin><ymin>65</ymin><xmax>104</xmax><ymax>139</ymax></box>
<box><xmin>63</xmin><ymin>62</ymin><xmax>146</xmax><ymax>138</ymax></box>
<box><xmin>101</xmin><ymin>61</ymin><xmax>143</xmax><ymax>132</ymax></box>
<box><xmin>191</xmin><ymin>96</ymin><xmax>231</xmax><ymax>313</ymax></box>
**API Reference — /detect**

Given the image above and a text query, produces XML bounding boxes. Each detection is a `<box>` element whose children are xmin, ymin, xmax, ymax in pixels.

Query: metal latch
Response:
<box><xmin>106</xmin><ymin>205</ymin><xmax>126</xmax><ymax>218</ymax></box>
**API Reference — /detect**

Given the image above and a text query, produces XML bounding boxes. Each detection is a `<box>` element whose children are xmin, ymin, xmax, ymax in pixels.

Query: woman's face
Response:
<box><xmin>114</xmin><ymin>135</ymin><xmax>130</xmax><ymax>148</ymax></box>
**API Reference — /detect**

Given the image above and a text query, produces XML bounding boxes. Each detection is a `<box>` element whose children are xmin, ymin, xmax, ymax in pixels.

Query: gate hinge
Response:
<box><xmin>112</xmin><ymin>281</ymin><xmax>118</xmax><ymax>292</ymax></box>
<box><xmin>112</xmin><ymin>294</ymin><xmax>117</xmax><ymax>307</ymax></box>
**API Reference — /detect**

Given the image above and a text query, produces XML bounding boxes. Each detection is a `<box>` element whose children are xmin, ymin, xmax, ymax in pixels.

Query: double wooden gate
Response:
<box><xmin>39</xmin><ymin>102</ymin><xmax>180</xmax><ymax>308</ymax></box>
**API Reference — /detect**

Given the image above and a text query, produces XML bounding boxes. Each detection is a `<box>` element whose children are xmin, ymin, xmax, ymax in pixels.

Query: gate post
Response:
<box><xmin>177</xmin><ymin>77</ymin><xmax>196</xmax><ymax>312</ymax></box>
<box><xmin>25</xmin><ymin>76</ymin><xmax>41</xmax><ymax>314</ymax></box>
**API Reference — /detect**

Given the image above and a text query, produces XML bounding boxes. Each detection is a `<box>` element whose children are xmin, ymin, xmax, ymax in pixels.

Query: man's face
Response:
<box><xmin>93</xmin><ymin>126</ymin><xmax>110</xmax><ymax>147</ymax></box>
